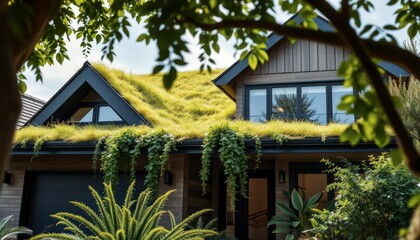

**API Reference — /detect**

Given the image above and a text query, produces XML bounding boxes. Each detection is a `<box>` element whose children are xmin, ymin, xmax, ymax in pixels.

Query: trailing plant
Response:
<box><xmin>311</xmin><ymin>155</ymin><xmax>420</xmax><ymax>240</ymax></box>
<box><xmin>31</xmin><ymin>181</ymin><xmax>217</xmax><ymax>240</ymax></box>
<box><xmin>272</xmin><ymin>134</ymin><xmax>289</xmax><ymax>145</ymax></box>
<box><xmin>0</xmin><ymin>215</ymin><xmax>32</xmax><ymax>240</ymax></box>
<box><xmin>92</xmin><ymin>137</ymin><xmax>105</xmax><ymax>176</ymax></box>
<box><xmin>96</xmin><ymin>129</ymin><xmax>176</xmax><ymax>195</ymax></box>
<box><xmin>268</xmin><ymin>189</ymin><xmax>322</xmax><ymax>240</ymax></box>
<box><xmin>200</xmin><ymin>124</ymin><xmax>261</xmax><ymax>210</ymax></box>
<box><xmin>31</xmin><ymin>137</ymin><xmax>47</xmax><ymax>160</ymax></box>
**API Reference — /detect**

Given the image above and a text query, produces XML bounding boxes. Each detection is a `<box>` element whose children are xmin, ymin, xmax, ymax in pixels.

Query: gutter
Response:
<box><xmin>12</xmin><ymin>137</ymin><xmax>398</xmax><ymax>156</ymax></box>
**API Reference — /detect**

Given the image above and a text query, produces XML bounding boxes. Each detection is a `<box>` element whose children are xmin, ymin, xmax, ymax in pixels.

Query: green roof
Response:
<box><xmin>15</xmin><ymin>63</ymin><xmax>347</xmax><ymax>143</ymax></box>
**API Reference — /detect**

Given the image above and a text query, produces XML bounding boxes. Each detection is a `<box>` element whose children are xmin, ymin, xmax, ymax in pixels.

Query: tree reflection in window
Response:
<box><xmin>272</xmin><ymin>93</ymin><xmax>318</xmax><ymax>122</ymax></box>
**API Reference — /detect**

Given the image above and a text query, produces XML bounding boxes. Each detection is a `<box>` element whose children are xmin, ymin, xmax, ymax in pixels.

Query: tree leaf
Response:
<box><xmin>248</xmin><ymin>53</ymin><xmax>258</xmax><ymax>70</ymax></box>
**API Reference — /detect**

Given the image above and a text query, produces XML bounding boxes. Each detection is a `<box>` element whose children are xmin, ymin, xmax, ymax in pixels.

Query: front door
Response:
<box><xmin>220</xmin><ymin>170</ymin><xmax>275</xmax><ymax>240</ymax></box>
<box><xmin>289</xmin><ymin>162</ymin><xmax>334</xmax><ymax>208</ymax></box>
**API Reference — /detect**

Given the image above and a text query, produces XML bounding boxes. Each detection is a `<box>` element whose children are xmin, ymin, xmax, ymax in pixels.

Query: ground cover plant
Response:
<box><xmin>310</xmin><ymin>154</ymin><xmax>420</xmax><ymax>240</ymax></box>
<box><xmin>31</xmin><ymin>181</ymin><xmax>217</xmax><ymax>240</ymax></box>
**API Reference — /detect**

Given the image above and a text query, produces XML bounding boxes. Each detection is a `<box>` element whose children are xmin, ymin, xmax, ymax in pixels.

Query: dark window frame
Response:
<box><xmin>66</xmin><ymin>102</ymin><xmax>125</xmax><ymax>125</ymax></box>
<box><xmin>245</xmin><ymin>81</ymin><xmax>356</xmax><ymax>124</ymax></box>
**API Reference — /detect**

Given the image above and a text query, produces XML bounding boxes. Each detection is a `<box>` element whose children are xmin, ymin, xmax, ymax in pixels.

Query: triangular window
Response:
<box><xmin>98</xmin><ymin>106</ymin><xmax>123</xmax><ymax>122</ymax></box>
<box><xmin>71</xmin><ymin>107</ymin><xmax>94</xmax><ymax>123</ymax></box>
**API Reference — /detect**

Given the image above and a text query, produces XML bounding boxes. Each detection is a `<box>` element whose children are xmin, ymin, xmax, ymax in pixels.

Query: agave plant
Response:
<box><xmin>0</xmin><ymin>215</ymin><xmax>32</xmax><ymax>240</ymax></box>
<box><xmin>31</xmin><ymin>181</ymin><xmax>217</xmax><ymax>240</ymax></box>
<box><xmin>268</xmin><ymin>189</ymin><xmax>322</xmax><ymax>240</ymax></box>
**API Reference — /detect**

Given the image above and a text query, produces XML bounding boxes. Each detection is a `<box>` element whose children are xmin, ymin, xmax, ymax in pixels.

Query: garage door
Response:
<box><xmin>22</xmin><ymin>172</ymin><xmax>146</xmax><ymax>235</ymax></box>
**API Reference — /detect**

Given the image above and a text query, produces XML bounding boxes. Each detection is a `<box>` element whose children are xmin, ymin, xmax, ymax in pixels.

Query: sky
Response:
<box><xmin>24</xmin><ymin>1</ymin><xmax>409</xmax><ymax>101</ymax></box>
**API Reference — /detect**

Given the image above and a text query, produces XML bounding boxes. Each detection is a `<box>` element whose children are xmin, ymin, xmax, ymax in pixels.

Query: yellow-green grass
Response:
<box><xmin>15</xmin><ymin>63</ymin><xmax>348</xmax><ymax>143</ymax></box>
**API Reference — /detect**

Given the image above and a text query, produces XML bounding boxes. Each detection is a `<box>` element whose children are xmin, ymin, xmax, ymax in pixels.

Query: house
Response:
<box><xmin>1</xmin><ymin>14</ymin><xmax>407</xmax><ymax>240</ymax></box>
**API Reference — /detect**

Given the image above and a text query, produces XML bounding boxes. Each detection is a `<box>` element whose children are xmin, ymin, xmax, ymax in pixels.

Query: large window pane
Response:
<box><xmin>332</xmin><ymin>85</ymin><xmax>354</xmax><ymax>124</ymax></box>
<box><xmin>70</xmin><ymin>107</ymin><xmax>93</xmax><ymax>123</ymax></box>
<box><xmin>98</xmin><ymin>106</ymin><xmax>123</xmax><ymax>122</ymax></box>
<box><xmin>301</xmin><ymin>86</ymin><xmax>327</xmax><ymax>124</ymax></box>
<box><xmin>249</xmin><ymin>89</ymin><xmax>267</xmax><ymax>122</ymax></box>
<box><xmin>272</xmin><ymin>87</ymin><xmax>297</xmax><ymax>121</ymax></box>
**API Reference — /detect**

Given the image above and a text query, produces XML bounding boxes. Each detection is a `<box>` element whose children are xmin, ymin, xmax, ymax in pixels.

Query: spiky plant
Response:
<box><xmin>31</xmin><ymin>181</ymin><xmax>217</xmax><ymax>240</ymax></box>
<box><xmin>190</xmin><ymin>217</ymin><xmax>236</xmax><ymax>240</ymax></box>
<box><xmin>0</xmin><ymin>215</ymin><xmax>32</xmax><ymax>240</ymax></box>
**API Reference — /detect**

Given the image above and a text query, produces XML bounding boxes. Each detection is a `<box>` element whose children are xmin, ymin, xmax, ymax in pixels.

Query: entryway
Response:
<box><xmin>219</xmin><ymin>170</ymin><xmax>275</xmax><ymax>240</ymax></box>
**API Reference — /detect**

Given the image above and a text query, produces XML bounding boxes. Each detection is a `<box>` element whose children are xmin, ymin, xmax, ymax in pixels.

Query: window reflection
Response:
<box><xmin>71</xmin><ymin>107</ymin><xmax>94</xmax><ymax>123</ymax></box>
<box><xmin>272</xmin><ymin>87</ymin><xmax>297</xmax><ymax>121</ymax></box>
<box><xmin>301</xmin><ymin>86</ymin><xmax>327</xmax><ymax>124</ymax></box>
<box><xmin>249</xmin><ymin>89</ymin><xmax>267</xmax><ymax>122</ymax></box>
<box><xmin>332</xmin><ymin>85</ymin><xmax>354</xmax><ymax>124</ymax></box>
<box><xmin>98</xmin><ymin>106</ymin><xmax>123</xmax><ymax>122</ymax></box>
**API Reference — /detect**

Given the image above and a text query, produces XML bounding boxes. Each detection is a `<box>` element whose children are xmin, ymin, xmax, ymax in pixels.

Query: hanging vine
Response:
<box><xmin>200</xmin><ymin>124</ymin><xmax>262</xmax><ymax>210</ymax></box>
<box><xmin>95</xmin><ymin>129</ymin><xmax>176</xmax><ymax>195</ymax></box>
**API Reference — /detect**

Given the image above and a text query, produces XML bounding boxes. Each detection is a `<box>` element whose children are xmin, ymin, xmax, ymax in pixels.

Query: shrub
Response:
<box><xmin>311</xmin><ymin>154</ymin><xmax>420</xmax><ymax>240</ymax></box>
<box><xmin>31</xmin><ymin>181</ymin><xmax>217</xmax><ymax>240</ymax></box>
<box><xmin>389</xmin><ymin>77</ymin><xmax>420</xmax><ymax>144</ymax></box>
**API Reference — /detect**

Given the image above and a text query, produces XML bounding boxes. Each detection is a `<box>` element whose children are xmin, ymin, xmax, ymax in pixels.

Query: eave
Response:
<box><xmin>12</xmin><ymin>137</ymin><xmax>398</xmax><ymax>156</ymax></box>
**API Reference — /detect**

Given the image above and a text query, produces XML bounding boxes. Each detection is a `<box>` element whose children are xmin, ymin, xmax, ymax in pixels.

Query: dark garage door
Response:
<box><xmin>22</xmin><ymin>172</ymin><xmax>146</xmax><ymax>235</ymax></box>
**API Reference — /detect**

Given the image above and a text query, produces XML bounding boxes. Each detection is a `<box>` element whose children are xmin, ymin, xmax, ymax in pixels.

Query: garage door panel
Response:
<box><xmin>24</xmin><ymin>172</ymin><xmax>145</xmax><ymax>235</ymax></box>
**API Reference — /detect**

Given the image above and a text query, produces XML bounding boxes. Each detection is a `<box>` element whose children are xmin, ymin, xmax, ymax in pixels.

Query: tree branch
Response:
<box><xmin>9</xmin><ymin>0</ymin><xmax>64</xmax><ymax>70</ymax></box>
<box><xmin>305</xmin><ymin>0</ymin><xmax>420</xmax><ymax>176</ymax></box>
<box><xmin>179</xmin><ymin>18</ymin><xmax>420</xmax><ymax>79</ymax></box>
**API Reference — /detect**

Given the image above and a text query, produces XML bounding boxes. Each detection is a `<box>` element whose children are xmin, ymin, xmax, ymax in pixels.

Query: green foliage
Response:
<box><xmin>337</xmin><ymin>55</ymin><xmax>390</xmax><ymax>148</ymax></box>
<box><xmin>96</xmin><ymin>129</ymin><xmax>176</xmax><ymax>195</ymax></box>
<box><xmin>200</xmin><ymin>124</ymin><xmax>261</xmax><ymax>210</ymax></box>
<box><xmin>32</xmin><ymin>137</ymin><xmax>47</xmax><ymax>160</ymax></box>
<box><xmin>31</xmin><ymin>181</ymin><xmax>217</xmax><ymax>240</ymax></box>
<box><xmin>189</xmin><ymin>217</ymin><xmax>236</xmax><ymax>240</ymax></box>
<box><xmin>268</xmin><ymin>189</ymin><xmax>322</xmax><ymax>239</ymax></box>
<box><xmin>311</xmin><ymin>155</ymin><xmax>420</xmax><ymax>240</ymax></box>
<box><xmin>0</xmin><ymin>215</ymin><xmax>32</xmax><ymax>240</ymax></box>
<box><xmin>389</xmin><ymin>77</ymin><xmax>420</xmax><ymax>144</ymax></box>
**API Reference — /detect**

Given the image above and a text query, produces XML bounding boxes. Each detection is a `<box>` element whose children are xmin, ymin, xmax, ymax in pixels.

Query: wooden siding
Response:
<box><xmin>246</xmin><ymin>39</ymin><xmax>349</xmax><ymax>76</ymax></box>
<box><xmin>236</xmin><ymin>39</ymin><xmax>350</xmax><ymax>119</ymax></box>
<box><xmin>0</xmin><ymin>170</ymin><xmax>25</xmax><ymax>227</ymax></box>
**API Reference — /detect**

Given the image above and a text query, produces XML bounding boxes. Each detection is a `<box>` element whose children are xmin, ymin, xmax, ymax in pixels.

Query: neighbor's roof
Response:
<box><xmin>15</xmin><ymin>63</ymin><xmax>348</xmax><ymax>143</ymax></box>
<box><xmin>18</xmin><ymin>94</ymin><xmax>45</xmax><ymax>129</ymax></box>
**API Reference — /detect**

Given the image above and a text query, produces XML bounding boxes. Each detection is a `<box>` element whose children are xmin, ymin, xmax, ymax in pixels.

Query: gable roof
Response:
<box><xmin>18</xmin><ymin>94</ymin><xmax>45</xmax><ymax>129</ymax></box>
<box><xmin>28</xmin><ymin>62</ymin><xmax>149</xmax><ymax>126</ymax></box>
<box><xmin>213</xmin><ymin>14</ymin><xmax>410</xmax><ymax>99</ymax></box>
<box><xmin>16</xmin><ymin>63</ymin><xmax>350</xmax><ymax>142</ymax></box>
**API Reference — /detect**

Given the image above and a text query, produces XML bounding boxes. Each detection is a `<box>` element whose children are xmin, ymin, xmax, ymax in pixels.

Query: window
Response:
<box><xmin>272</xmin><ymin>87</ymin><xmax>297</xmax><ymax>121</ymax></box>
<box><xmin>301</xmin><ymin>86</ymin><xmax>327</xmax><ymax>124</ymax></box>
<box><xmin>249</xmin><ymin>89</ymin><xmax>267</xmax><ymax>122</ymax></box>
<box><xmin>69</xmin><ymin>104</ymin><xmax>124</xmax><ymax>124</ymax></box>
<box><xmin>332</xmin><ymin>85</ymin><xmax>354</xmax><ymax>124</ymax></box>
<box><xmin>98</xmin><ymin>106</ymin><xmax>123</xmax><ymax>122</ymax></box>
<box><xmin>70</xmin><ymin>107</ymin><xmax>94</xmax><ymax>123</ymax></box>
<box><xmin>247</xmin><ymin>82</ymin><xmax>354</xmax><ymax>124</ymax></box>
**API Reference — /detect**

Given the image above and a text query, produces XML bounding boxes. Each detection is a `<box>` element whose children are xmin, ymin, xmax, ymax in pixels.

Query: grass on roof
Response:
<box><xmin>15</xmin><ymin>63</ymin><xmax>348</xmax><ymax>143</ymax></box>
